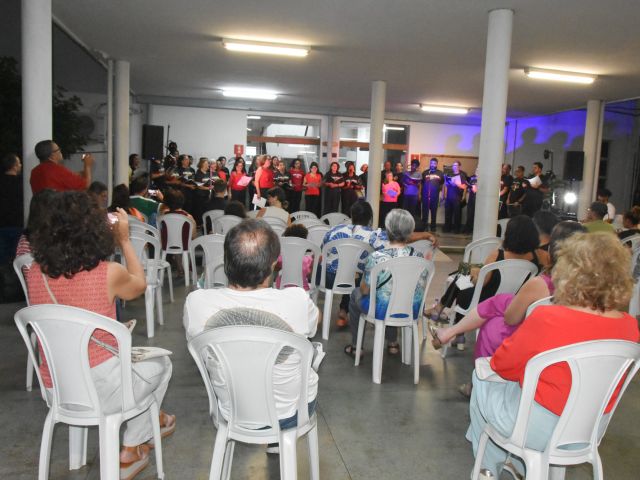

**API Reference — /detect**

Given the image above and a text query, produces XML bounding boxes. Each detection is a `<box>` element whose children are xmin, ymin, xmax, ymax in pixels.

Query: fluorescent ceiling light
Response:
<box><xmin>247</xmin><ymin>115</ymin><xmax>262</xmax><ymax>119</ymax></box>
<box><xmin>524</xmin><ymin>67</ymin><xmax>596</xmax><ymax>84</ymax></box>
<box><xmin>384</xmin><ymin>125</ymin><xmax>405</xmax><ymax>131</ymax></box>
<box><xmin>222</xmin><ymin>88</ymin><xmax>278</xmax><ymax>100</ymax></box>
<box><xmin>420</xmin><ymin>104</ymin><xmax>469</xmax><ymax>115</ymax></box>
<box><xmin>247</xmin><ymin>128</ymin><xmax>252</xmax><ymax>131</ymax></box>
<box><xmin>223</xmin><ymin>39</ymin><xmax>309</xmax><ymax>57</ymax></box>
<box><xmin>339</xmin><ymin>137</ymin><xmax>359</xmax><ymax>141</ymax></box>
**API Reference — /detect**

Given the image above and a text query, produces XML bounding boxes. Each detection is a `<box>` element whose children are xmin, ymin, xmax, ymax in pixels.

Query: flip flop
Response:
<box><xmin>146</xmin><ymin>412</ymin><xmax>176</xmax><ymax>448</ymax></box>
<box><xmin>343</xmin><ymin>344</ymin><xmax>363</xmax><ymax>359</ymax></box>
<box><xmin>428</xmin><ymin>323</ymin><xmax>445</xmax><ymax>350</ymax></box>
<box><xmin>120</xmin><ymin>444</ymin><xmax>150</xmax><ymax>480</ymax></box>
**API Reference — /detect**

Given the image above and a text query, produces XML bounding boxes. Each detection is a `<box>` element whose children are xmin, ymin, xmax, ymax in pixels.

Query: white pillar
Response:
<box><xmin>472</xmin><ymin>9</ymin><xmax>514</xmax><ymax>241</ymax></box>
<box><xmin>578</xmin><ymin>100</ymin><xmax>604</xmax><ymax>219</ymax></box>
<box><xmin>114</xmin><ymin>60</ymin><xmax>130</xmax><ymax>186</ymax></box>
<box><xmin>21</xmin><ymin>0</ymin><xmax>53</xmax><ymax>222</ymax></box>
<box><xmin>106</xmin><ymin>59</ymin><xmax>114</xmax><ymax>203</ymax></box>
<box><xmin>366</xmin><ymin>80</ymin><xmax>386</xmax><ymax>228</ymax></box>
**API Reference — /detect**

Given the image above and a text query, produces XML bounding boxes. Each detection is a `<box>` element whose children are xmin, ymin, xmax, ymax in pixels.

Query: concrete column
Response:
<box><xmin>21</xmin><ymin>0</ymin><xmax>53</xmax><ymax>221</ymax></box>
<box><xmin>366</xmin><ymin>80</ymin><xmax>386</xmax><ymax>228</ymax></box>
<box><xmin>472</xmin><ymin>9</ymin><xmax>514</xmax><ymax>241</ymax></box>
<box><xmin>114</xmin><ymin>60</ymin><xmax>130</xmax><ymax>186</ymax></box>
<box><xmin>106</xmin><ymin>59</ymin><xmax>114</xmax><ymax>203</ymax></box>
<box><xmin>578</xmin><ymin>100</ymin><xmax>604</xmax><ymax>219</ymax></box>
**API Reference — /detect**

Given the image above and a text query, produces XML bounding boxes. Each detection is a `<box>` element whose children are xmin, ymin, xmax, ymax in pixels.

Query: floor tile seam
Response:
<box><xmin>317</xmin><ymin>406</ymin><xmax>354</xmax><ymax>480</ymax></box>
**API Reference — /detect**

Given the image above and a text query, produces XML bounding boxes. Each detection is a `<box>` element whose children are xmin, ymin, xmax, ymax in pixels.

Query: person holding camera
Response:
<box><xmin>30</xmin><ymin>140</ymin><xmax>94</xmax><ymax>194</ymax></box>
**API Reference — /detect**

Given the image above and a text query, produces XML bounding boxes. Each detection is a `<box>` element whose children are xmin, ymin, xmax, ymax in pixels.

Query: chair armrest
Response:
<box><xmin>475</xmin><ymin>356</ymin><xmax>507</xmax><ymax>383</ymax></box>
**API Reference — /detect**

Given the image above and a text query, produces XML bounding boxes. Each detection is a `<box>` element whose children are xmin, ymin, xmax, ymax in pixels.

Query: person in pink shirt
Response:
<box><xmin>380</xmin><ymin>170</ymin><xmax>401</xmax><ymax>226</ymax></box>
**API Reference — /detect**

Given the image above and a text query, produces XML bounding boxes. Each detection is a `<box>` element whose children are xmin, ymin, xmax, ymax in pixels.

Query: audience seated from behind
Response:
<box><xmin>431</xmin><ymin>215</ymin><xmax>541</xmax><ymax>350</ymax></box>
<box><xmin>321</xmin><ymin>201</ymin><xmax>437</xmax><ymax>328</ymax></box>
<box><xmin>618</xmin><ymin>209</ymin><xmax>640</xmax><ymax>242</ymax></box>
<box><xmin>129</xmin><ymin>173</ymin><xmax>163</xmax><ymax>226</ymax></box>
<box><xmin>203</xmin><ymin>179</ymin><xmax>228</xmax><ymax>213</ymax></box>
<box><xmin>532</xmin><ymin>210</ymin><xmax>559</xmax><ymax>267</ymax></box>
<box><xmin>344</xmin><ymin>209</ymin><xmax>429</xmax><ymax>357</ymax></box>
<box><xmin>159</xmin><ymin>188</ymin><xmax>197</xmax><ymax>238</ymax></box>
<box><xmin>275</xmin><ymin>223</ymin><xmax>313</xmax><ymax>291</ymax></box>
<box><xmin>467</xmin><ymin>232</ymin><xmax>639</xmax><ymax>478</ymax></box>
<box><xmin>88</xmin><ymin>181</ymin><xmax>108</xmax><ymax>209</ymax></box>
<box><xmin>583</xmin><ymin>201</ymin><xmax>616</xmax><ymax>234</ymax></box>
<box><xmin>223</xmin><ymin>200</ymin><xmax>247</xmax><ymax>219</ymax></box>
<box><xmin>25</xmin><ymin>191</ymin><xmax>174</xmax><ymax>479</ymax></box>
<box><xmin>109</xmin><ymin>183</ymin><xmax>145</xmax><ymax>222</ymax></box>
<box><xmin>16</xmin><ymin>189</ymin><xmax>57</xmax><ymax>257</ymax></box>
<box><xmin>257</xmin><ymin>186</ymin><xmax>291</xmax><ymax>225</ymax></box>
<box><xmin>183</xmin><ymin>219</ymin><xmax>319</xmax><ymax>449</ymax></box>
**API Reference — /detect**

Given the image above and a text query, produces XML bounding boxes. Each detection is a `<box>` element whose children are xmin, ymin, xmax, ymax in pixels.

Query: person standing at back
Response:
<box><xmin>421</xmin><ymin>158</ymin><xmax>444</xmax><ymax>232</ymax></box>
<box><xmin>30</xmin><ymin>140</ymin><xmax>94</xmax><ymax>194</ymax></box>
<box><xmin>323</xmin><ymin>162</ymin><xmax>344</xmax><ymax>214</ymax></box>
<box><xmin>443</xmin><ymin>161</ymin><xmax>466</xmax><ymax>233</ymax></box>
<box><xmin>402</xmin><ymin>159</ymin><xmax>421</xmax><ymax>217</ymax></box>
<box><xmin>0</xmin><ymin>153</ymin><xmax>23</xmax><ymax>262</ymax></box>
<box><xmin>499</xmin><ymin>164</ymin><xmax>513</xmax><ymax>219</ymax></box>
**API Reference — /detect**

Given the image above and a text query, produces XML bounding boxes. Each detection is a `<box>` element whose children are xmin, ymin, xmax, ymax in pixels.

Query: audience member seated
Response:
<box><xmin>344</xmin><ymin>209</ymin><xmax>428</xmax><ymax>357</ymax></box>
<box><xmin>431</xmin><ymin>215</ymin><xmax>541</xmax><ymax>350</ymax></box>
<box><xmin>109</xmin><ymin>184</ymin><xmax>145</xmax><ymax>222</ymax></box>
<box><xmin>257</xmin><ymin>187</ymin><xmax>291</xmax><ymax>225</ymax></box>
<box><xmin>618</xmin><ymin>209</ymin><xmax>640</xmax><ymax>242</ymax></box>
<box><xmin>532</xmin><ymin>210</ymin><xmax>559</xmax><ymax>268</ymax></box>
<box><xmin>130</xmin><ymin>173</ymin><xmax>163</xmax><ymax>226</ymax></box>
<box><xmin>203</xmin><ymin>179</ymin><xmax>228</xmax><ymax>212</ymax></box>
<box><xmin>159</xmin><ymin>188</ymin><xmax>197</xmax><ymax>238</ymax></box>
<box><xmin>183</xmin><ymin>219</ymin><xmax>319</xmax><ymax>450</ymax></box>
<box><xmin>466</xmin><ymin>232</ymin><xmax>639</xmax><ymax>478</ymax></box>
<box><xmin>16</xmin><ymin>189</ymin><xmax>57</xmax><ymax>257</ymax></box>
<box><xmin>583</xmin><ymin>201</ymin><xmax>615</xmax><ymax>234</ymax></box>
<box><xmin>25</xmin><ymin>191</ymin><xmax>174</xmax><ymax>479</ymax></box>
<box><xmin>432</xmin><ymin>221</ymin><xmax>586</xmax><ymax>355</ymax></box>
<box><xmin>223</xmin><ymin>200</ymin><xmax>247</xmax><ymax>219</ymax></box>
<box><xmin>88</xmin><ymin>181</ymin><xmax>108</xmax><ymax>209</ymax></box>
<box><xmin>275</xmin><ymin>224</ymin><xmax>313</xmax><ymax>291</ymax></box>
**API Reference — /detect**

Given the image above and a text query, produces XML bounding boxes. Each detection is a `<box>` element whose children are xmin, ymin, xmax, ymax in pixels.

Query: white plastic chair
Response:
<box><xmin>261</xmin><ymin>215</ymin><xmax>288</xmax><ymax>230</ymax></box>
<box><xmin>525</xmin><ymin>295</ymin><xmax>553</xmax><ymax>318</ymax></box>
<box><xmin>290</xmin><ymin>211</ymin><xmax>318</xmax><ymax>222</ymax></box>
<box><xmin>629</xmin><ymin>281</ymin><xmax>640</xmax><ymax>318</ymax></box>
<box><xmin>278</xmin><ymin>237</ymin><xmax>320</xmax><ymax>297</ymax></box>
<box><xmin>158</xmin><ymin>213</ymin><xmax>194</xmax><ymax>286</ymax></box>
<box><xmin>441</xmin><ymin>259</ymin><xmax>539</xmax><ymax>358</ymax></box>
<box><xmin>14</xmin><ymin>304</ymin><xmax>165</xmax><ymax>480</ymax></box>
<box><xmin>213</xmin><ymin>215</ymin><xmax>243</xmax><ymax>235</ymax></box>
<box><xmin>307</xmin><ymin>224</ymin><xmax>330</xmax><ymax>248</ymax></box>
<box><xmin>13</xmin><ymin>253</ymin><xmax>37</xmax><ymax>391</ymax></box>
<box><xmin>631</xmin><ymin>245</ymin><xmax>640</xmax><ymax>276</ymax></box>
<box><xmin>318</xmin><ymin>239</ymin><xmax>374</xmax><ymax>340</ymax></box>
<box><xmin>471</xmin><ymin>340</ymin><xmax>640</xmax><ymax>480</ymax></box>
<box><xmin>320</xmin><ymin>212</ymin><xmax>350</xmax><ymax>227</ymax></box>
<box><xmin>294</xmin><ymin>218</ymin><xmax>325</xmax><ymax>229</ymax></box>
<box><xmin>354</xmin><ymin>256</ymin><xmax>435</xmax><ymax>384</ymax></box>
<box><xmin>408</xmin><ymin>239</ymin><xmax>435</xmax><ymax>260</ymax></box>
<box><xmin>129</xmin><ymin>223</ymin><xmax>174</xmax><ymax>302</ymax></box>
<box><xmin>189</xmin><ymin>234</ymin><xmax>227</xmax><ymax>288</ymax></box>
<box><xmin>128</xmin><ymin>214</ymin><xmax>147</xmax><ymax>227</ymax></box>
<box><xmin>188</xmin><ymin>325</ymin><xmax>319</xmax><ymax>480</ymax></box>
<box><xmin>203</xmin><ymin>210</ymin><xmax>225</xmax><ymax>235</ymax></box>
<box><xmin>129</xmin><ymin>232</ymin><xmax>166</xmax><ymax>338</ymax></box>
<box><xmin>621</xmin><ymin>233</ymin><xmax>640</xmax><ymax>250</ymax></box>
<box><xmin>246</xmin><ymin>209</ymin><xmax>259</xmax><ymax>219</ymax></box>
<box><xmin>497</xmin><ymin>218</ymin><xmax>510</xmax><ymax>240</ymax></box>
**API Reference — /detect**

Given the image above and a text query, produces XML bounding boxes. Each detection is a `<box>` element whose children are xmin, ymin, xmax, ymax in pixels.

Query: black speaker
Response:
<box><xmin>564</xmin><ymin>151</ymin><xmax>584</xmax><ymax>181</ymax></box>
<box><xmin>142</xmin><ymin>125</ymin><xmax>164</xmax><ymax>160</ymax></box>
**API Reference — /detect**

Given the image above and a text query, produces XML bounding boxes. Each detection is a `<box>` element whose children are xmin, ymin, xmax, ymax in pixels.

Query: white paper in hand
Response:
<box><xmin>455</xmin><ymin>274</ymin><xmax>475</xmax><ymax>290</ymax></box>
<box><xmin>252</xmin><ymin>194</ymin><xmax>267</xmax><ymax>208</ymax></box>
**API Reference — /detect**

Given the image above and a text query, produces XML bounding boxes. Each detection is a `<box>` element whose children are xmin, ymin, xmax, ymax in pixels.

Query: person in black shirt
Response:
<box><xmin>463</xmin><ymin>170</ymin><xmax>478</xmax><ymax>234</ymax></box>
<box><xmin>443</xmin><ymin>161</ymin><xmax>467</xmax><ymax>233</ymax></box>
<box><xmin>174</xmin><ymin>154</ymin><xmax>196</xmax><ymax>213</ymax></box>
<box><xmin>0</xmin><ymin>153</ymin><xmax>23</xmax><ymax>262</ymax></box>
<box><xmin>522</xmin><ymin>162</ymin><xmax>545</xmax><ymax>217</ymax></box>
<box><xmin>216</xmin><ymin>156</ymin><xmax>230</xmax><ymax>179</ymax></box>
<box><xmin>273</xmin><ymin>161</ymin><xmax>292</xmax><ymax>211</ymax></box>
<box><xmin>203</xmin><ymin>179</ymin><xmax>228</xmax><ymax>212</ymax></box>
<box><xmin>421</xmin><ymin>158</ymin><xmax>444</xmax><ymax>232</ymax></box>
<box><xmin>394</xmin><ymin>162</ymin><xmax>404</xmax><ymax>206</ymax></box>
<box><xmin>193</xmin><ymin>157</ymin><xmax>213</xmax><ymax>225</ymax></box>
<box><xmin>323</xmin><ymin>162</ymin><xmax>344</xmax><ymax>214</ymax></box>
<box><xmin>149</xmin><ymin>157</ymin><xmax>166</xmax><ymax>190</ymax></box>
<box><xmin>341</xmin><ymin>161</ymin><xmax>363</xmax><ymax>215</ymax></box>
<box><xmin>402</xmin><ymin>159</ymin><xmax>421</xmax><ymax>217</ymax></box>
<box><xmin>499</xmin><ymin>163</ymin><xmax>513</xmax><ymax>219</ymax></box>
<box><xmin>507</xmin><ymin>165</ymin><xmax>528</xmax><ymax>217</ymax></box>
<box><xmin>359</xmin><ymin>164</ymin><xmax>368</xmax><ymax>191</ymax></box>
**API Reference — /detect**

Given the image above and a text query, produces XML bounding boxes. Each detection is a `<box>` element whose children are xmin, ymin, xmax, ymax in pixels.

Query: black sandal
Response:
<box><xmin>344</xmin><ymin>344</ymin><xmax>363</xmax><ymax>358</ymax></box>
<box><xmin>387</xmin><ymin>342</ymin><xmax>400</xmax><ymax>355</ymax></box>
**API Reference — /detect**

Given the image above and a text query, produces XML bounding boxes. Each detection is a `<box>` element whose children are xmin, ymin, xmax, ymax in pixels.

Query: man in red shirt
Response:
<box><xmin>30</xmin><ymin>140</ymin><xmax>94</xmax><ymax>194</ymax></box>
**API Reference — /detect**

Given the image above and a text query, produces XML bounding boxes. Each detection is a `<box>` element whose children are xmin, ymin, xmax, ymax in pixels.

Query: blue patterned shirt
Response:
<box><xmin>321</xmin><ymin>224</ymin><xmax>389</xmax><ymax>274</ymax></box>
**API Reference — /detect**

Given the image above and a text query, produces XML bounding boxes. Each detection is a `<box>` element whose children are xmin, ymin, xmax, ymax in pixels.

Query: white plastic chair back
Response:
<box><xmin>13</xmin><ymin>253</ymin><xmax>33</xmax><ymax>305</ymax></box>
<box><xmin>261</xmin><ymin>215</ymin><xmax>288</xmax><ymax>230</ymax></box>
<box><xmin>497</xmin><ymin>218</ymin><xmax>509</xmax><ymax>240</ymax></box>
<box><xmin>463</xmin><ymin>236</ymin><xmax>501</xmax><ymax>264</ymax></box>
<box><xmin>622</xmin><ymin>233</ymin><xmax>640</xmax><ymax>250</ymax></box>
<box><xmin>127</xmin><ymin>215</ymin><xmax>147</xmax><ymax>227</ymax></box>
<box><xmin>320</xmin><ymin>212</ymin><xmax>350</xmax><ymax>227</ymax></box>
<box><xmin>473</xmin><ymin>341</ymin><xmax>640</xmax><ymax>480</ymax></box>
<box><xmin>291</xmin><ymin>211</ymin><xmax>318</xmax><ymax>222</ymax></box>
<box><xmin>213</xmin><ymin>215</ymin><xmax>242</xmax><ymax>235</ymax></box>
<box><xmin>525</xmin><ymin>295</ymin><xmax>553</xmax><ymax>318</ymax></box>
<box><xmin>278</xmin><ymin>237</ymin><xmax>320</xmax><ymax>291</ymax></box>
<box><xmin>158</xmin><ymin>213</ymin><xmax>193</xmax><ymax>253</ymax></box>
<box><xmin>129</xmin><ymin>222</ymin><xmax>160</xmax><ymax>240</ymax></box>
<box><xmin>129</xmin><ymin>232</ymin><xmax>161</xmax><ymax>283</ymax></box>
<box><xmin>188</xmin><ymin>325</ymin><xmax>314</xmax><ymax>440</ymax></box>
<box><xmin>467</xmin><ymin>260</ymin><xmax>539</xmax><ymax>312</ymax></box>
<box><xmin>189</xmin><ymin>234</ymin><xmax>227</xmax><ymax>288</ymax></box>
<box><xmin>202</xmin><ymin>210</ymin><xmax>225</xmax><ymax>235</ymax></box>
<box><xmin>631</xmin><ymin>244</ymin><xmax>640</xmax><ymax>276</ymax></box>
<box><xmin>307</xmin><ymin>224</ymin><xmax>330</xmax><ymax>248</ymax></box>
<box><xmin>408</xmin><ymin>239</ymin><xmax>435</xmax><ymax>260</ymax></box>
<box><xmin>629</xmin><ymin>281</ymin><xmax>640</xmax><ymax>318</ymax></box>
<box><xmin>295</xmin><ymin>218</ymin><xmax>324</xmax><ymax>229</ymax></box>
<box><xmin>319</xmin><ymin>238</ymin><xmax>374</xmax><ymax>294</ymax></box>
<box><xmin>246</xmin><ymin>209</ymin><xmax>259</xmax><ymax>219</ymax></box>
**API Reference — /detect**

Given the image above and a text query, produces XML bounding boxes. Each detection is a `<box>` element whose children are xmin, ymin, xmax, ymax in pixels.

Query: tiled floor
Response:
<box><xmin>1</xmin><ymin>249</ymin><xmax>639</xmax><ymax>479</ymax></box>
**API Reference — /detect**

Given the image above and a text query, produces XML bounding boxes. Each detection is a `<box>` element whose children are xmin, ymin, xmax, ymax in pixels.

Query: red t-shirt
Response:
<box><xmin>304</xmin><ymin>173</ymin><xmax>322</xmax><ymax>196</ymax></box>
<box><xmin>257</xmin><ymin>167</ymin><xmax>274</xmax><ymax>189</ymax></box>
<box><xmin>229</xmin><ymin>171</ymin><xmax>247</xmax><ymax>191</ymax></box>
<box><xmin>491</xmin><ymin>305</ymin><xmax>639</xmax><ymax>416</ymax></box>
<box><xmin>290</xmin><ymin>168</ymin><xmax>305</xmax><ymax>192</ymax></box>
<box><xmin>30</xmin><ymin>161</ymin><xmax>87</xmax><ymax>194</ymax></box>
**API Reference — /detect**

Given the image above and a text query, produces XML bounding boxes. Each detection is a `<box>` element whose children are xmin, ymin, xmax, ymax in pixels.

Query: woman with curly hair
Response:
<box><xmin>26</xmin><ymin>191</ymin><xmax>175</xmax><ymax>480</ymax></box>
<box><xmin>467</xmin><ymin>232</ymin><xmax>639</xmax><ymax>479</ymax></box>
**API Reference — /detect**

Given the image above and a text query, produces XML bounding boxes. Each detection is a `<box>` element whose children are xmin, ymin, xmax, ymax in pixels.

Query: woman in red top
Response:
<box><xmin>288</xmin><ymin>159</ymin><xmax>305</xmax><ymax>213</ymax></box>
<box><xmin>253</xmin><ymin>155</ymin><xmax>274</xmax><ymax>199</ymax></box>
<box><xmin>467</xmin><ymin>232</ymin><xmax>639</xmax><ymax>478</ymax></box>
<box><xmin>26</xmin><ymin>191</ymin><xmax>175</xmax><ymax>479</ymax></box>
<box><xmin>228</xmin><ymin>158</ymin><xmax>248</xmax><ymax>204</ymax></box>
<box><xmin>303</xmin><ymin>162</ymin><xmax>322</xmax><ymax>217</ymax></box>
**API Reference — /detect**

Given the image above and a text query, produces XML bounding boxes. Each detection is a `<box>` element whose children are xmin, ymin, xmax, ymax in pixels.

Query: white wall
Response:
<box><xmin>147</xmin><ymin>105</ymin><xmax>247</xmax><ymax>160</ymax></box>
<box><xmin>408</xmin><ymin>122</ymin><xmax>481</xmax><ymax>158</ymax></box>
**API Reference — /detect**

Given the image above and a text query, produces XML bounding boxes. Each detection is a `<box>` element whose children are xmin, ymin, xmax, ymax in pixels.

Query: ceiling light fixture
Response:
<box><xmin>223</xmin><ymin>39</ymin><xmax>309</xmax><ymax>57</ymax></box>
<box><xmin>384</xmin><ymin>125</ymin><xmax>405</xmax><ymax>131</ymax></box>
<box><xmin>339</xmin><ymin>137</ymin><xmax>359</xmax><ymax>141</ymax></box>
<box><xmin>524</xmin><ymin>67</ymin><xmax>596</xmax><ymax>84</ymax></box>
<box><xmin>222</xmin><ymin>88</ymin><xmax>278</xmax><ymax>100</ymax></box>
<box><xmin>247</xmin><ymin>115</ymin><xmax>262</xmax><ymax>119</ymax></box>
<box><xmin>420</xmin><ymin>104</ymin><xmax>469</xmax><ymax>115</ymax></box>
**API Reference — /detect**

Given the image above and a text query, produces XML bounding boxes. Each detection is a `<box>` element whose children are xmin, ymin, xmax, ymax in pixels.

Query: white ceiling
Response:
<box><xmin>51</xmin><ymin>0</ymin><xmax>640</xmax><ymax>122</ymax></box>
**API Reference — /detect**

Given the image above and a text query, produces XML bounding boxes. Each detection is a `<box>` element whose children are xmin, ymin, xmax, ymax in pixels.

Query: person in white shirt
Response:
<box><xmin>184</xmin><ymin>219</ymin><xmax>319</xmax><ymax>450</ymax></box>
<box><xmin>597</xmin><ymin>188</ymin><xmax>616</xmax><ymax>223</ymax></box>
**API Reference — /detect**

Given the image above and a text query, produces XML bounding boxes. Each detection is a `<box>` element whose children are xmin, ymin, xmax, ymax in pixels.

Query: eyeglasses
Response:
<box><xmin>51</xmin><ymin>148</ymin><xmax>61</xmax><ymax>154</ymax></box>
